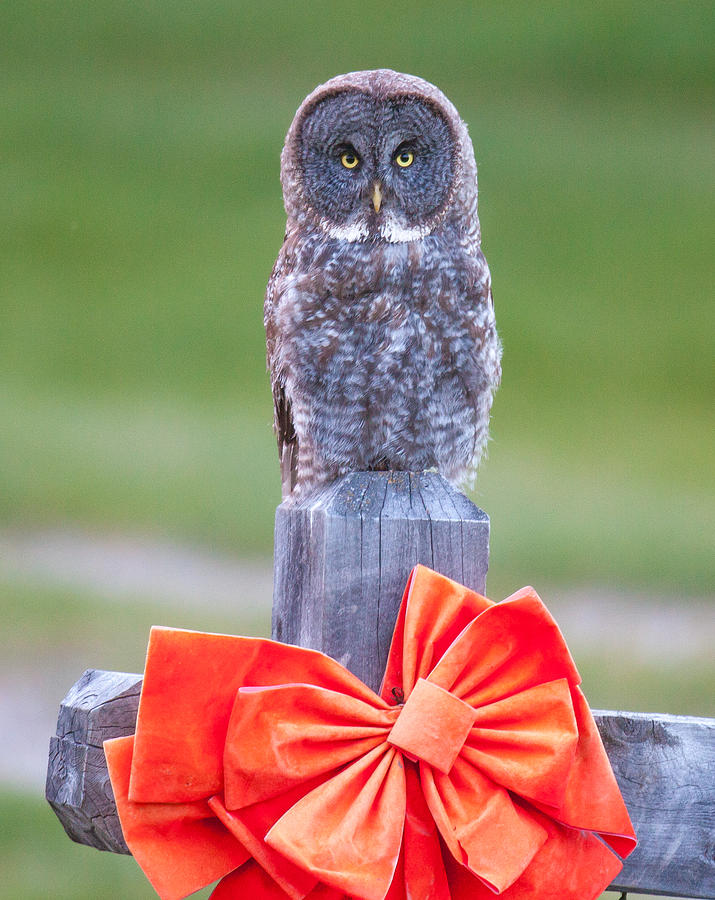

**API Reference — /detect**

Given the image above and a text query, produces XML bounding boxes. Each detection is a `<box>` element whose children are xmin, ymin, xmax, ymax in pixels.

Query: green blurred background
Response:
<box><xmin>2</xmin><ymin>1</ymin><xmax>712</xmax><ymax>896</ymax></box>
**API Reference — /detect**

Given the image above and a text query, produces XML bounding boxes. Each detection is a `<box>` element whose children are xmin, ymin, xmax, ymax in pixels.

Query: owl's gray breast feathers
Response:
<box><xmin>265</xmin><ymin>225</ymin><xmax>500</xmax><ymax>496</ymax></box>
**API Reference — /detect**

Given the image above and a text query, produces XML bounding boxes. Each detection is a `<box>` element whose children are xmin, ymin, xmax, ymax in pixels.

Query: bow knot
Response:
<box><xmin>387</xmin><ymin>678</ymin><xmax>477</xmax><ymax>774</ymax></box>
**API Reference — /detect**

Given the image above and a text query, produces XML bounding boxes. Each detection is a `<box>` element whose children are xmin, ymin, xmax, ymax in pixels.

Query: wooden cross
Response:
<box><xmin>46</xmin><ymin>471</ymin><xmax>715</xmax><ymax>898</ymax></box>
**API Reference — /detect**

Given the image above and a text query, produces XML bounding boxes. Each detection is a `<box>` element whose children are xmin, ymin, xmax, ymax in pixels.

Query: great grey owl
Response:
<box><xmin>265</xmin><ymin>70</ymin><xmax>501</xmax><ymax>498</ymax></box>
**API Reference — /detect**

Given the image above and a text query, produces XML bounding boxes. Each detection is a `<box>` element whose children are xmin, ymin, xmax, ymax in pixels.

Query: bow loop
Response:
<box><xmin>267</xmin><ymin>745</ymin><xmax>406</xmax><ymax>900</ymax></box>
<box><xmin>464</xmin><ymin>677</ymin><xmax>580</xmax><ymax>807</ymax></box>
<box><xmin>224</xmin><ymin>683</ymin><xmax>396</xmax><ymax>811</ymax></box>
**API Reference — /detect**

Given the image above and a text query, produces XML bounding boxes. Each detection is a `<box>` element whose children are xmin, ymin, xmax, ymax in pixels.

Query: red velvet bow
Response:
<box><xmin>105</xmin><ymin>565</ymin><xmax>636</xmax><ymax>900</ymax></box>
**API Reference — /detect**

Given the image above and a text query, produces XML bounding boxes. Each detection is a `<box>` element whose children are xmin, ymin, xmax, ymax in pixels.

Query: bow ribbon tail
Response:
<box><xmin>207</xmin><ymin>860</ymin><xmax>346</xmax><ymax>899</ymax></box>
<box><xmin>208</xmin><ymin>861</ymin><xmax>305</xmax><ymax>899</ymax></box>
<box><xmin>441</xmin><ymin>811</ymin><xmax>625</xmax><ymax>900</ymax></box>
<box><xmin>420</xmin><ymin>757</ymin><xmax>548</xmax><ymax>893</ymax></box>
<box><xmin>401</xmin><ymin>763</ymin><xmax>451</xmax><ymax>900</ymax></box>
<box><xmin>208</xmin><ymin>794</ymin><xmax>319</xmax><ymax>900</ymax></box>
<box><xmin>104</xmin><ymin>736</ymin><xmax>248</xmax><ymax>900</ymax></box>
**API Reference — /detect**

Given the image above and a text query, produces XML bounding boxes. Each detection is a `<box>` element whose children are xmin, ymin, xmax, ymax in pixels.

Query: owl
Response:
<box><xmin>265</xmin><ymin>70</ymin><xmax>501</xmax><ymax>498</ymax></box>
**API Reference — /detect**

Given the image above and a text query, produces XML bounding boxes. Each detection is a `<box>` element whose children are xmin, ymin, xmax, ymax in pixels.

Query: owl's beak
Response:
<box><xmin>371</xmin><ymin>182</ymin><xmax>383</xmax><ymax>214</ymax></box>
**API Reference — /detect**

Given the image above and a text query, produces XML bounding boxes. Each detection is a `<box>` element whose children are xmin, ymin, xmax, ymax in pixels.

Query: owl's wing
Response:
<box><xmin>265</xmin><ymin>236</ymin><xmax>299</xmax><ymax>499</ymax></box>
<box><xmin>273</xmin><ymin>377</ymin><xmax>298</xmax><ymax>498</ymax></box>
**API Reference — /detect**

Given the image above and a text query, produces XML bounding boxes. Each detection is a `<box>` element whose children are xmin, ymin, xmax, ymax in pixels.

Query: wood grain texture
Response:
<box><xmin>272</xmin><ymin>471</ymin><xmax>490</xmax><ymax>692</ymax></box>
<box><xmin>45</xmin><ymin>668</ymin><xmax>142</xmax><ymax>853</ymax></box>
<box><xmin>596</xmin><ymin>710</ymin><xmax>715</xmax><ymax>899</ymax></box>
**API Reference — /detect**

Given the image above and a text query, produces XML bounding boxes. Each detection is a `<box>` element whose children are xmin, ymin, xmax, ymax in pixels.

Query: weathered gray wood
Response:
<box><xmin>272</xmin><ymin>471</ymin><xmax>490</xmax><ymax>692</ymax></box>
<box><xmin>46</xmin><ymin>668</ymin><xmax>142</xmax><ymax>853</ymax></box>
<box><xmin>596</xmin><ymin>710</ymin><xmax>715</xmax><ymax>899</ymax></box>
<box><xmin>46</xmin><ymin>675</ymin><xmax>715</xmax><ymax>897</ymax></box>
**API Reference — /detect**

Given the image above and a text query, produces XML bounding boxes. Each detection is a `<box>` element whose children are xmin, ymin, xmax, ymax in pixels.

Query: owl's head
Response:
<box><xmin>281</xmin><ymin>70</ymin><xmax>479</xmax><ymax>244</ymax></box>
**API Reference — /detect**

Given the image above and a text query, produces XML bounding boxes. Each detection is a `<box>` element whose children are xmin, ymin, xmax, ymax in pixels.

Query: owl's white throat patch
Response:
<box><xmin>320</xmin><ymin>215</ymin><xmax>432</xmax><ymax>244</ymax></box>
<box><xmin>380</xmin><ymin>217</ymin><xmax>432</xmax><ymax>244</ymax></box>
<box><xmin>321</xmin><ymin>220</ymin><xmax>370</xmax><ymax>242</ymax></box>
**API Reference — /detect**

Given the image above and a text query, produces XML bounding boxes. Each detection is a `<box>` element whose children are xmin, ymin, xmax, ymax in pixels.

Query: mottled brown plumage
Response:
<box><xmin>265</xmin><ymin>70</ymin><xmax>501</xmax><ymax>498</ymax></box>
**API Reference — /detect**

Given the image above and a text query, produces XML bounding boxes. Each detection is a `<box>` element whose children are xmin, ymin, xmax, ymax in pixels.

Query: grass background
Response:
<box><xmin>1</xmin><ymin>1</ymin><xmax>712</xmax><ymax>896</ymax></box>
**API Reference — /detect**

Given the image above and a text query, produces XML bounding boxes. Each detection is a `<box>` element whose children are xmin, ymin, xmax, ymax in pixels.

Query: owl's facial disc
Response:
<box><xmin>298</xmin><ymin>90</ymin><xmax>456</xmax><ymax>242</ymax></box>
<box><xmin>377</xmin><ymin>97</ymin><xmax>456</xmax><ymax>241</ymax></box>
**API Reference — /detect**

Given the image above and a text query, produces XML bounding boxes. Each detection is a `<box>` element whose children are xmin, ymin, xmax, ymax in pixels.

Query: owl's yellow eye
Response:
<box><xmin>395</xmin><ymin>149</ymin><xmax>414</xmax><ymax>168</ymax></box>
<box><xmin>340</xmin><ymin>151</ymin><xmax>359</xmax><ymax>169</ymax></box>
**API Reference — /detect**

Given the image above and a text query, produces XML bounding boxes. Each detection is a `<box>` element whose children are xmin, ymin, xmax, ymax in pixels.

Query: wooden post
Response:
<box><xmin>45</xmin><ymin>471</ymin><xmax>715</xmax><ymax>897</ymax></box>
<box><xmin>272</xmin><ymin>471</ymin><xmax>489</xmax><ymax>691</ymax></box>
